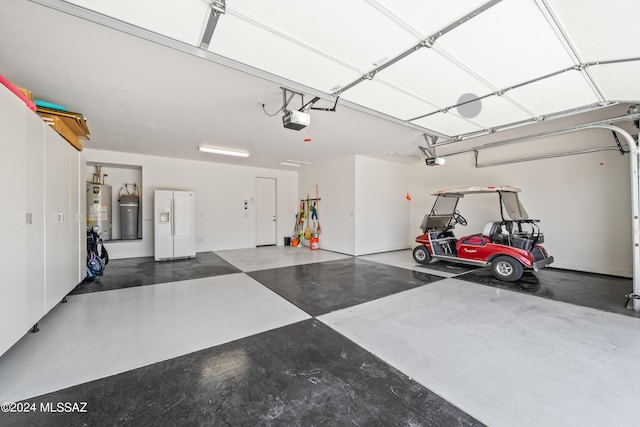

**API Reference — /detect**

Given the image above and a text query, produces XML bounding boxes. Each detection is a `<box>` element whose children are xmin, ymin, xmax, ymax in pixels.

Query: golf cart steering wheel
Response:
<box><xmin>453</xmin><ymin>211</ymin><xmax>467</xmax><ymax>226</ymax></box>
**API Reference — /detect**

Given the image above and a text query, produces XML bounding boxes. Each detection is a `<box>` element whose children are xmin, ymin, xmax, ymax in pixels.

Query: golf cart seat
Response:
<box><xmin>457</xmin><ymin>221</ymin><xmax>502</xmax><ymax>248</ymax></box>
<box><xmin>482</xmin><ymin>221</ymin><xmax>502</xmax><ymax>242</ymax></box>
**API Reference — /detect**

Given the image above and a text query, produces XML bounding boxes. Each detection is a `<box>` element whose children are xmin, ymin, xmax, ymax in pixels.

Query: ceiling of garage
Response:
<box><xmin>1</xmin><ymin>0</ymin><xmax>639</xmax><ymax>169</ymax></box>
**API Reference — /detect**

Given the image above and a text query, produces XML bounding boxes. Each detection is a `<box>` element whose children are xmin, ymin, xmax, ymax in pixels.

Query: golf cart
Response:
<box><xmin>412</xmin><ymin>186</ymin><xmax>554</xmax><ymax>281</ymax></box>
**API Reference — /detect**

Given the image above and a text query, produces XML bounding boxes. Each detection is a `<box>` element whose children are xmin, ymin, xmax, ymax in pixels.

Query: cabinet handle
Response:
<box><xmin>54</xmin><ymin>213</ymin><xmax>64</xmax><ymax>223</ymax></box>
<box><xmin>20</xmin><ymin>211</ymin><xmax>29</xmax><ymax>225</ymax></box>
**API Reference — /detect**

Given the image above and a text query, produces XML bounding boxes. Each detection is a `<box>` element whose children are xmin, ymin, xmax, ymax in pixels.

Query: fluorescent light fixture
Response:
<box><xmin>286</xmin><ymin>159</ymin><xmax>312</xmax><ymax>164</ymax></box>
<box><xmin>198</xmin><ymin>145</ymin><xmax>250</xmax><ymax>157</ymax></box>
<box><xmin>280</xmin><ymin>162</ymin><xmax>301</xmax><ymax>167</ymax></box>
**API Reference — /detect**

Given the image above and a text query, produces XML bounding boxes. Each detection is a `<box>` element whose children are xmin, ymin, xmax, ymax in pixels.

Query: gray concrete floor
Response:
<box><xmin>0</xmin><ymin>247</ymin><xmax>637</xmax><ymax>426</ymax></box>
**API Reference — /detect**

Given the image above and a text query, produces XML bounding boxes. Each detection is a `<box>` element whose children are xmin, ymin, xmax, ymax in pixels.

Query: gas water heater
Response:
<box><xmin>87</xmin><ymin>166</ymin><xmax>112</xmax><ymax>240</ymax></box>
<box><xmin>119</xmin><ymin>184</ymin><xmax>139</xmax><ymax>240</ymax></box>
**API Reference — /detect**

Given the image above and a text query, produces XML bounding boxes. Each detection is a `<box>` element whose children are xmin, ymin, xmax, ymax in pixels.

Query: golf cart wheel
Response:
<box><xmin>413</xmin><ymin>245</ymin><xmax>432</xmax><ymax>264</ymax></box>
<box><xmin>491</xmin><ymin>256</ymin><xmax>523</xmax><ymax>282</ymax></box>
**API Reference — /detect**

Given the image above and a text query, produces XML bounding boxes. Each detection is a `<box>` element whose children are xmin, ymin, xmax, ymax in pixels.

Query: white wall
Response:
<box><xmin>298</xmin><ymin>155</ymin><xmax>411</xmax><ymax>256</ymax></box>
<box><xmin>355</xmin><ymin>156</ymin><xmax>410</xmax><ymax>255</ymax></box>
<box><xmin>84</xmin><ymin>149</ymin><xmax>298</xmax><ymax>259</ymax></box>
<box><xmin>409</xmin><ymin>133</ymin><xmax>632</xmax><ymax>277</ymax></box>
<box><xmin>298</xmin><ymin>156</ymin><xmax>356</xmax><ymax>255</ymax></box>
<box><xmin>87</xmin><ymin>126</ymin><xmax>634</xmax><ymax>276</ymax></box>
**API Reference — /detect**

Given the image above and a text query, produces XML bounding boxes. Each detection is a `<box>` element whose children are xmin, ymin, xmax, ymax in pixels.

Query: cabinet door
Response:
<box><xmin>44</xmin><ymin>126</ymin><xmax>71</xmax><ymax>312</ymax></box>
<box><xmin>0</xmin><ymin>85</ymin><xmax>28</xmax><ymax>356</ymax></box>
<box><xmin>76</xmin><ymin>152</ymin><xmax>87</xmax><ymax>282</ymax></box>
<box><xmin>25</xmin><ymin>111</ymin><xmax>45</xmax><ymax>328</ymax></box>
<box><xmin>66</xmin><ymin>148</ymin><xmax>81</xmax><ymax>287</ymax></box>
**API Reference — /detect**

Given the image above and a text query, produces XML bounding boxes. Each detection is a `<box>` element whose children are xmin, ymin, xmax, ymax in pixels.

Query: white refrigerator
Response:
<box><xmin>154</xmin><ymin>190</ymin><xmax>196</xmax><ymax>261</ymax></box>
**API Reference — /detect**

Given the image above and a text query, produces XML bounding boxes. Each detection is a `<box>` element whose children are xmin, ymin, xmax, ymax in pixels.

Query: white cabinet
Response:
<box><xmin>0</xmin><ymin>84</ymin><xmax>29</xmax><ymax>356</ymax></box>
<box><xmin>25</xmin><ymin>107</ymin><xmax>45</xmax><ymax>328</ymax></box>
<box><xmin>44</xmin><ymin>124</ymin><xmax>73</xmax><ymax>312</ymax></box>
<box><xmin>0</xmin><ymin>84</ymin><xmax>84</xmax><ymax>356</ymax></box>
<box><xmin>43</xmin><ymin>124</ymin><xmax>85</xmax><ymax>312</ymax></box>
<box><xmin>75</xmin><ymin>152</ymin><xmax>87</xmax><ymax>283</ymax></box>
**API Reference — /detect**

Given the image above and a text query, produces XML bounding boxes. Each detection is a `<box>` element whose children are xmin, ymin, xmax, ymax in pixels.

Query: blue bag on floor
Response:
<box><xmin>87</xmin><ymin>230</ymin><xmax>109</xmax><ymax>279</ymax></box>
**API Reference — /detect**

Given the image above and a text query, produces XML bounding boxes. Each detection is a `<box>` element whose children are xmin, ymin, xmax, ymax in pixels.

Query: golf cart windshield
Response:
<box><xmin>499</xmin><ymin>191</ymin><xmax>529</xmax><ymax>220</ymax></box>
<box><xmin>420</xmin><ymin>194</ymin><xmax>460</xmax><ymax>231</ymax></box>
<box><xmin>431</xmin><ymin>194</ymin><xmax>459</xmax><ymax>215</ymax></box>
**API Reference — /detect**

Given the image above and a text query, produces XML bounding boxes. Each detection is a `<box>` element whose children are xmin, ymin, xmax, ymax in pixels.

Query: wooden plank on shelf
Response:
<box><xmin>36</xmin><ymin>106</ymin><xmax>90</xmax><ymax>139</ymax></box>
<box><xmin>40</xmin><ymin>113</ymin><xmax>83</xmax><ymax>151</ymax></box>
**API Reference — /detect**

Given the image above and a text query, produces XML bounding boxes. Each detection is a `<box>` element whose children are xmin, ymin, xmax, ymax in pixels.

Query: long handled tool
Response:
<box><xmin>311</xmin><ymin>201</ymin><xmax>317</xmax><ymax>236</ymax></box>
<box><xmin>292</xmin><ymin>212</ymin><xmax>299</xmax><ymax>237</ymax></box>
<box><xmin>315</xmin><ymin>185</ymin><xmax>321</xmax><ymax>235</ymax></box>
<box><xmin>297</xmin><ymin>200</ymin><xmax>305</xmax><ymax>238</ymax></box>
<box><xmin>304</xmin><ymin>193</ymin><xmax>312</xmax><ymax>239</ymax></box>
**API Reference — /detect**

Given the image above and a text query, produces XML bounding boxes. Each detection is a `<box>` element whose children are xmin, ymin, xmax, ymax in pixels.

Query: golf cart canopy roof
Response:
<box><xmin>428</xmin><ymin>185</ymin><xmax>531</xmax><ymax>221</ymax></box>
<box><xmin>431</xmin><ymin>186</ymin><xmax>521</xmax><ymax>197</ymax></box>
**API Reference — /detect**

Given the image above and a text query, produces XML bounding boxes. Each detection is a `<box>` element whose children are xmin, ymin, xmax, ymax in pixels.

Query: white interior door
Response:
<box><xmin>256</xmin><ymin>177</ymin><xmax>277</xmax><ymax>246</ymax></box>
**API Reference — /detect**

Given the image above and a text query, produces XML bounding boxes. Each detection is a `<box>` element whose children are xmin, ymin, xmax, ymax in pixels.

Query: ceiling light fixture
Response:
<box><xmin>280</xmin><ymin>162</ymin><xmax>301</xmax><ymax>167</ymax></box>
<box><xmin>286</xmin><ymin>159</ymin><xmax>312</xmax><ymax>164</ymax></box>
<box><xmin>198</xmin><ymin>145</ymin><xmax>250</xmax><ymax>157</ymax></box>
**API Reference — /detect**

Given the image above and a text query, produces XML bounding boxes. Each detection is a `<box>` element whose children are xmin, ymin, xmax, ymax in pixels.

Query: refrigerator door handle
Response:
<box><xmin>171</xmin><ymin>197</ymin><xmax>175</xmax><ymax>236</ymax></box>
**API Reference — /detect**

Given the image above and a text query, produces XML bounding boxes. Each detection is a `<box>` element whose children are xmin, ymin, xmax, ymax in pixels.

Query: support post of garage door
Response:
<box><xmin>589</xmin><ymin>125</ymin><xmax>640</xmax><ymax>311</ymax></box>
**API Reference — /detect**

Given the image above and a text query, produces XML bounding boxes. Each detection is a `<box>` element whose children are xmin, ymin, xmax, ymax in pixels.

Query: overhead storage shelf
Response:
<box><xmin>37</xmin><ymin>106</ymin><xmax>90</xmax><ymax>151</ymax></box>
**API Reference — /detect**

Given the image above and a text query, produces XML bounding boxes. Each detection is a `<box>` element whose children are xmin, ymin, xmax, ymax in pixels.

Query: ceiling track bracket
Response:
<box><xmin>420</xmin><ymin>134</ymin><xmax>447</xmax><ymax>165</ymax></box>
<box><xmin>281</xmin><ymin>87</ymin><xmax>304</xmax><ymax>112</ymax></box>
<box><xmin>300</xmin><ymin>96</ymin><xmax>340</xmax><ymax>112</ymax></box>
<box><xmin>199</xmin><ymin>0</ymin><xmax>226</xmax><ymax>50</ymax></box>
